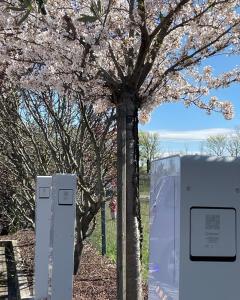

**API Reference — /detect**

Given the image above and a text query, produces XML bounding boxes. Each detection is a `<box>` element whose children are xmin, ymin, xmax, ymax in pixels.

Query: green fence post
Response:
<box><xmin>101</xmin><ymin>201</ymin><xmax>106</xmax><ymax>255</ymax></box>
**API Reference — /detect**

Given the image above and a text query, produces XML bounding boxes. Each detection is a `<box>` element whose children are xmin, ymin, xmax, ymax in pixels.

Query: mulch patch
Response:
<box><xmin>0</xmin><ymin>230</ymin><xmax>148</xmax><ymax>299</ymax></box>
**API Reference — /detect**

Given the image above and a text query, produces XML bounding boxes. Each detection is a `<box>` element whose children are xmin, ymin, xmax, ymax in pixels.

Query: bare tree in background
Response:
<box><xmin>205</xmin><ymin>135</ymin><xmax>227</xmax><ymax>156</ymax></box>
<box><xmin>226</xmin><ymin>128</ymin><xmax>240</xmax><ymax>157</ymax></box>
<box><xmin>0</xmin><ymin>87</ymin><xmax>116</xmax><ymax>273</ymax></box>
<box><xmin>205</xmin><ymin>129</ymin><xmax>240</xmax><ymax>157</ymax></box>
<box><xmin>139</xmin><ymin>131</ymin><xmax>160</xmax><ymax>174</ymax></box>
<box><xmin>0</xmin><ymin>163</ymin><xmax>17</xmax><ymax>234</ymax></box>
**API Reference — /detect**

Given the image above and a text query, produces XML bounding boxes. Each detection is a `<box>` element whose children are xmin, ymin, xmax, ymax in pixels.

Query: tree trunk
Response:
<box><xmin>147</xmin><ymin>159</ymin><xmax>150</xmax><ymax>174</ymax></box>
<box><xmin>117</xmin><ymin>93</ymin><xmax>142</xmax><ymax>300</ymax></box>
<box><xmin>74</xmin><ymin>236</ymin><xmax>84</xmax><ymax>275</ymax></box>
<box><xmin>116</xmin><ymin>101</ymin><xmax>127</xmax><ymax>300</ymax></box>
<box><xmin>74</xmin><ymin>206</ymin><xmax>84</xmax><ymax>275</ymax></box>
<box><xmin>73</xmin><ymin>195</ymin><xmax>101</xmax><ymax>275</ymax></box>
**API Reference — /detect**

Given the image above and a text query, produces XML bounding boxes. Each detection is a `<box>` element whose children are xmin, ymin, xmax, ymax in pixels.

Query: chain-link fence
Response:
<box><xmin>89</xmin><ymin>202</ymin><xmax>117</xmax><ymax>262</ymax></box>
<box><xmin>89</xmin><ymin>199</ymin><xmax>150</xmax><ymax>279</ymax></box>
<box><xmin>140</xmin><ymin>174</ymin><xmax>150</xmax><ymax>198</ymax></box>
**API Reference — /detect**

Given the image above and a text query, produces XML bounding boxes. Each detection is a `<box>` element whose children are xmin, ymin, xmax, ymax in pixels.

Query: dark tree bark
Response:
<box><xmin>116</xmin><ymin>100</ymin><xmax>127</xmax><ymax>300</ymax></box>
<box><xmin>147</xmin><ymin>159</ymin><xmax>150</xmax><ymax>174</ymax></box>
<box><xmin>74</xmin><ymin>206</ymin><xmax>83</xmax><ymax>275</ymax></box>
<box><xmin>117</xmin><ymin>92</ymin><xmax>143</xmax><ymax>300</ymax></box>
<box><xmin>73</xmin><ymin>198</ymin><xmax>100</xmax><ymax>275</ymax></box>
<box><xmin>74</xmin><ymin>238</ymin><xmax>84</xmax><ymax>275</ymax></box>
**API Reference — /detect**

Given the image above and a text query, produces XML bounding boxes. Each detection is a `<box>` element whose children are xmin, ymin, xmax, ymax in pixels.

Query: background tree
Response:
<box><xmin>1</xmin><ymin>1</ymin><xmax>240</xmax><ymax>299</ymax></box>
<box><xmin>226</xmin><ymin>128</ymin><xmax>240</xmax><ymax>157</ymax></box>
<box><xmin>0</xmin><ymin>85</ymin><xmax>117</xmax><ymax>273</ymax></box>
<box><xmin>139</xmin><ymin>131</ymin><xmax>160</xmax><ymax>174</ymax></box>
<box><xmin>204</xmin><ymin>128</ymin><xmax>240</xmax><ymax>157</ymax></box>
<box><xmin>0</xmin><ymin>162</ymin><xmax>17</xmax><ymax>234</ymax></box>
<box><xmin>205</xmin><ymin>135</ymin><xmax>227</xmax><ymax>156</ymax></box>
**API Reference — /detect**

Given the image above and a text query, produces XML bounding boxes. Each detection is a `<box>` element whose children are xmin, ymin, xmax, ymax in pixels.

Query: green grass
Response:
<box><xmin>89</xmin><ymin>205</ymin><xmax>117</xmax><ymax>262</ymax></box>
<box><xmin>89</xmin><ymin>200</ymin><xmax>150</xmax><ymax>281</ymax></box>
<box><xmin>140</xmin><ymin>179</ymin><xmax>150</xmax><ymax>196</ymax></box>
<box><xmin>139</xmin><ymin>172</ymin><xmax>150</xmax><ymax>197</ymax></box>
<box><xmin>141</xmin><ymin>201</ymin><xmax>150</xmax><ymax>280</ymax></box>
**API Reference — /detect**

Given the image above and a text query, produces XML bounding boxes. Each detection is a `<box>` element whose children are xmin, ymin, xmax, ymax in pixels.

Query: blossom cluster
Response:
<box><xmin>0</xmin><ymin>0</ymin><xmax>239</xmax><ymax>121</ymax></box>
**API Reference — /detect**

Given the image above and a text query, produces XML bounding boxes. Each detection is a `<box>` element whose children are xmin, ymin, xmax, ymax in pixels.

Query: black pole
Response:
<box><xmin>101</xmin><ymin>201</ymin><xmax>106</xmax><ymax>256</ymax></box>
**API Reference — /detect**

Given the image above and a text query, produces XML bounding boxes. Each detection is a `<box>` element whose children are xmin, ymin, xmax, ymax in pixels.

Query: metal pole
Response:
<box><xmin>101</xmin><ymin>201</ymin><xmax>106</xmax><ymax>256</ymax></box>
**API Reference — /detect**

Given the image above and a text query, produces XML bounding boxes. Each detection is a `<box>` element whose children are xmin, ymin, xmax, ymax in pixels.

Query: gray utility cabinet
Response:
<box><xmin>148</xmin><ymin>155</ymin><xmax>240</xmax><ymax>300</ymax></box>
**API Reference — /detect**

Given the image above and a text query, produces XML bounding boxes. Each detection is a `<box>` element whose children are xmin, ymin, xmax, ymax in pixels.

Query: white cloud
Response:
<box><xmin>150</xmin><ymin>128</ymin><xmax>234</xmax><ymax>141</ymax></box>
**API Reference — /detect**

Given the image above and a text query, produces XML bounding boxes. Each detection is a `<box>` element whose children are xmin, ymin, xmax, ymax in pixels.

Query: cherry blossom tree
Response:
<box><xmin>1</xmin><ymin>1</ymin><xmax>240</xmax><ymax>299</ymax></box>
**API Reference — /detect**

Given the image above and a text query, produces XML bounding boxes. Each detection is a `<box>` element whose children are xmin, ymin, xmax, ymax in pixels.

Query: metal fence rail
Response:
<box><xmin>89</xmin><ymin>199</ymin><xmax>149</xmax><ymax>266</ymax></box>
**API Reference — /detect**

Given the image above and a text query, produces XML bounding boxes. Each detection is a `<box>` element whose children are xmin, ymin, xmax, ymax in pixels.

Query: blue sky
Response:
<box><xmin>139</xmin><ymin>55</ymin><xmax>240</xmax><ymax>154</ymax></box>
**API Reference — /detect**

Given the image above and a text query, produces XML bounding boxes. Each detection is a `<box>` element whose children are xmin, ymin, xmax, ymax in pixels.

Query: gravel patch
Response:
<box><xmin>0</xmin><ymin>230</ymin><xmax>148</xmax><ymax>299</ymax></box>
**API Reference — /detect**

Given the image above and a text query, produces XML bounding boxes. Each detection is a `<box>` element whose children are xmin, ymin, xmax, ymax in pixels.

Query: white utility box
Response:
<box><xmin>148</xmin><ymin>155</ymin><xmax>240</xmax><ymax>300</ymax></box>
<box><xmin>50</xmin><ymin>174</ymin><xmax>77</xmax><ymax>300</ymax></box>
<box><xmin>34</xmin><ymin>176</ymin><xmax>52</xmax><ymax>300</ymax></box>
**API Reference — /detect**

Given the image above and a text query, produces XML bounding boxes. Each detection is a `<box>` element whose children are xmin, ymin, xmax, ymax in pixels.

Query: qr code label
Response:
<box><xmin>205</xmin><ymin>214</ymin><xmax>220</xmax><ymax>230</ymax></box>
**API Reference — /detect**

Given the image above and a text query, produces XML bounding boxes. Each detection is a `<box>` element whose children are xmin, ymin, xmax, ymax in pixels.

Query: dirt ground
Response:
<box><xmin>0</xmin><ymin>230</ymin><xmax>148</xmax><ymax>300</ymax></box>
